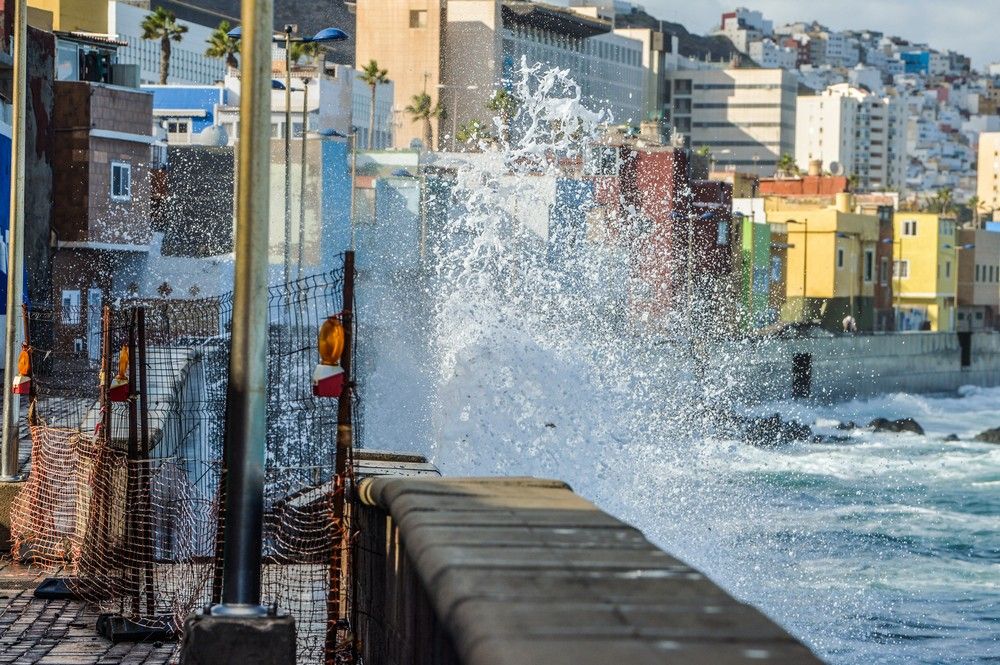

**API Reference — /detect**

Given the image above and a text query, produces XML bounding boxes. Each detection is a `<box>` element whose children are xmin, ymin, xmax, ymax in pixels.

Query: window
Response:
<box><xmin>894</xmin><ymin>260</ymin><xmax>909</xmax><ymax>278</ymax></box>
<box><xmin>976</xmin><ymin>265</ymin><xmax>982</xmax><ymax>282</ymax></box>
<box><xmin>111</xmin><ymin>162</ymin><xmax>131</xmax><ymax>201</ymax></box>
<box><xmin>976</xmin><ymin>311</ymin><xmax>985</xmax><ymax>320</ymax></box>
<box><xmin>880</xmin><ymin>256</ymin><xmax>889</xmax><ymax>285</ymax></box>
<box><xmin>167</xmin><ymin>121</ymin><xmax>189</xmax><ymax>134</ymax></box>
<box><xmin>409</xmin><ymin>10</ymin><xmax>427</xmax><ymax>28</ymax></box>
<box><xmin>902</xmin><ymin>219</ymin><xmax>917</xmax><ymax>236</ymax></box>
<box><xmin>945</xmin><ymin>261</ymin><xmax>951</xmax><ymax>278</ymax></box>
<box><xmin>716</xmin><ymin>221</ymin><xmax>729</xmax><ymax>246</ymax></box>
<box><xmin>837</xmin><ymin>248</ymin><xmax>845</xmax><ymax>269</ymax></box>
<box><xmin>61</xmin><ymin>289</ymin><xmax>81</xmax><ymax>324</ymax></box>
<box><xmin>864</xmin><ymin>250</ymin><xmax>874</xmax><ymax>282</ymax></box>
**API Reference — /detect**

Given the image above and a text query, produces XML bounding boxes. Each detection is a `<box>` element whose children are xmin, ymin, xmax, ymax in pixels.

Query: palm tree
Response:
<box><xmin>456</xmin><ymin>119</ymin><xmax>490</xmax><ymax>148</ymax></box>
<box><xmin>776</xmin><ymin>153</ymin><xmax>799</xmax><ymax>177</ymax></box>
<box><xmin>486</xmin><ymin>88</ymin><xmax>519</xmax><ymax>144</ymax></box>
<box><xmin>141</xmin><ymin>6</ymin><xmax>188</xmax><ymax>85</ymax></box>
<box><xmin>967</xmin><ymin>195</ymin><xmax>981</xmax><ymax>227</ymax></box>
<box><xmin>358</xmin><ymin>60</ymin><xmax>389</xmax><ymax>150</ymax></box>
<box><xmin>288</xmin><ymin>41</ymin><xmax>320</xmax><ymax>66</ymax></box>
<box><xmin>935</xmin><ymin>187</ymin><xmax>954</xmax><ymax>215</ymax></box>
<box><xmin>205</xmin><ymin>20</ymin><xmax>239</xmax><ymax>70</ymax></box>
<box><xmin>405</xmin><ymin>92</ymin><xmax>443</xmax><ymax>151</ymax></box>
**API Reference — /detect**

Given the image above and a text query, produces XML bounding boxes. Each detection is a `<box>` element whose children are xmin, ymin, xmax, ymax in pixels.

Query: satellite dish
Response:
<box><xmin>829</xmin><ymin>161</ymin><xmax>843</xmax><ymax>175</ymax></box>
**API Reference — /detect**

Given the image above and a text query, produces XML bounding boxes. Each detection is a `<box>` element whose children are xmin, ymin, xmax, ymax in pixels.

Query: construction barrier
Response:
<box><xmin>9</xmin><ymin>262</ymin><xmax>356</xmax><ymax>664</ymax></box>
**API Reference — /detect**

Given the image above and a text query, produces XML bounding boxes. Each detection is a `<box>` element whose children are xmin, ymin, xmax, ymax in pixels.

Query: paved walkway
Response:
<box><xmin>0</xmin><ymin>559</ymin><xmax>177</xmax><ymax>664</ymax></box>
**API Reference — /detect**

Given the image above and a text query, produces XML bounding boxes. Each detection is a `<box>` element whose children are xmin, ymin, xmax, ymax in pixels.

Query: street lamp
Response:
<box><xmin>836</xmin><ymin>231</ymin><xmax>862</xmax><ymax>324</ymax></box>
<box><xmin>227</xmin><ymin>24</ymin><xmax>348</xmax><ymax>286</ymax></box>
<box><xmin>436</xmin><ymin>83</ymin><xmax>478</xmax><ymax>151</ymax></box>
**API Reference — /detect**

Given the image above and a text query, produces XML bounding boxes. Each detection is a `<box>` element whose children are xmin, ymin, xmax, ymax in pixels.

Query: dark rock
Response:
<box><xmin>811</xmin><ymin>434</ymin><xmax>853</xmax><ymax>444</ymax></box>
<box><xmin>725</xmin><ymin>413</ymin><xmax>813</xmax><ymax>448</ymax></box>
<box><xmin>973</xmin><ymin>427</ymin><xmax>1000</xmax><ymax>444</ymax></box>
<box><xmin>942</xmin><ymin>433</ymin><xmax>960</xmax><ymax>442</ymax></box>
<box><xmin>836</xmin><ymin>421</ymin><xmax>858</xmax><ymax>431</ymax></box>
<box><xmin>868</xmin><ymin>417</ymin><xmax>925</xmax><ymax>435</ymax></box>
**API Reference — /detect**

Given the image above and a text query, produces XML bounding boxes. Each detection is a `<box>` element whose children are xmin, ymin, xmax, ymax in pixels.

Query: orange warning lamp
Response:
<box><xmin>109</xmin><ymin>345</ymin><xmax>129</xmax><ymax>402</ymax></box>
<box><xmin>312</xmin><ymin>315</ymin><xmax>345</xmax><ymax>398</ymax></box>
<box><xmin>11</xmin><ymin>344</ymin><xmax>30</xmax><ymax>395</ymax></box>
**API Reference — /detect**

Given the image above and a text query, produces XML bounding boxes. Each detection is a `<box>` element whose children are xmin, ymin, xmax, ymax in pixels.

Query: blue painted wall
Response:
<box><xmin>901</xmin><ymin>51</ymin><xmax>930</xmax><ymax>74</ymax></box>
<box><xmin>320</xmin><ymin>138</ymin><xmax>352</xmax><ymax>272</ymax></box>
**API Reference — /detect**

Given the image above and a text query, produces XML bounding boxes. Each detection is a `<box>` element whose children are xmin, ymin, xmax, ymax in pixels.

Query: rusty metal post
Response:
<box><xmin>325</xmin><ymin>250</ymin><xmax>355</xmax><ymax>661</ymax></box>
<box><xmin>136</xmin><ymin>307</ymin><xmax>155</xmax><ymax>617</ymax></box>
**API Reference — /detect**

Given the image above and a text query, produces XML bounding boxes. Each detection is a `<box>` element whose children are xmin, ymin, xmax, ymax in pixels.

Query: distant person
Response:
<box><xmin>842</xmin><ymin>315</ymin><xmax>857</xmax><ymax>334</ymax></box>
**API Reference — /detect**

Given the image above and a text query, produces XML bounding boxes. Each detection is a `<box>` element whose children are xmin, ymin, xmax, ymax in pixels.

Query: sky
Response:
<box><xmin>641</xmin><ymin>0</ymin><xmax>997</xmax><ymax>69</ymax></box>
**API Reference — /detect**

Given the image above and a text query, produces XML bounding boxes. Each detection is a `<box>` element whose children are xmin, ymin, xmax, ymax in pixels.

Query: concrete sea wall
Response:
<box><xmin>714</xmin><ymin>331</ymin><xmax>1000</xmax><ymax>404</ymax></box>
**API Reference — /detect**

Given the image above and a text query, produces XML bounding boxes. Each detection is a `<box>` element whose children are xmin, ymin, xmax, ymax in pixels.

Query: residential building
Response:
<box><xmin>765</xmin><ymin>194</ymin><xmax>883</xmax><ymax>331</ymax></box>
<box><xmin>145</xmin><ymin>63</ymin><xmax>393</xmax><ymax>149</ymax></box>
<box><xmin>748</xmin><ymin>39</ymin><xmax>797</xmax><ymax>70</ymax></box>
<box><xmin>51</xmin><ymin>80</ymin><xmax>156</xmax><ymax>359</ymax></box>
<box><xmin>667</xmin><ymin>67</ymin><xmax>796</xmax><ymax>175</ymax></box>
<box><xmin>356</xmin><ymin>0</ymin><xmax>646</xmax><ymax>151</ymax></box>
<box><xmin>29</xmin><ymin>0</ymin><xmax>225</xmax><ymax>84</ymax></box>
<box><xmin>956</xmin><ymin>228</ymin><xmax>1000</xmax><ymax>331</ymax></box>
<box><xmin>891</xmin><ymin>212</ymin><xmax>957</xmax><ymax>331</ymax></box>
<box><xmin>795</xmin><ymin>83</ymin><xmax>907</xmax><ymax>192</ymax></box>
<box><xmin>713</xmin><ymin>7</ymin><xmax>772</xmax><ymax>54</ymax></box>
<box><xmin>977</xmin><ymin>132</ymin><xmax>1000</xmax><ymax>220</ymax></box>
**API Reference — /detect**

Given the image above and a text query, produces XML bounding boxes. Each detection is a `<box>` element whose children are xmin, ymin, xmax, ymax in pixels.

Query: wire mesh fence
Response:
<box><xmin>8</xmin><ymin>260</ymin><xmax>355</xmax><ymax>664</ymax></box>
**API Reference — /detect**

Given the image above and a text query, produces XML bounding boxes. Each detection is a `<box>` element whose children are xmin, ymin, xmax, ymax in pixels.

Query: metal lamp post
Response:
<box><xmin>227</xmin><ymin>25</ymin><xmax>347</xmax><ymax>287</ymax></box>
<box><xmin>296</xmin><ymin>77</ymin><xmax>311</xmax><ymax>280</ymax></box>
<box><xmin>1</xmin><ymin>0</ymin><xmax>27</xmax><ymax>481</ymax></box>
<box><xmin>436</xmin><ymin>83</ymin><xmax>478</xmax><ymax>151</ymax></box>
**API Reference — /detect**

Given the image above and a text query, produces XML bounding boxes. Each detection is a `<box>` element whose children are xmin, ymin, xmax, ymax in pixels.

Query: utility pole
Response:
<box><xmin>1</xmin><ymin>0</ymin><xmax>27</xmax><ymax>481</ymax></box>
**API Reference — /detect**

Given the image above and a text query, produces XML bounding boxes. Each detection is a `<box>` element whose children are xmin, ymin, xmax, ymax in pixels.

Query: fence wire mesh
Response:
<box><xmin>9</xmin><ymin>262</ymin><xmax>354</xmax><ymax>664</ymax></box>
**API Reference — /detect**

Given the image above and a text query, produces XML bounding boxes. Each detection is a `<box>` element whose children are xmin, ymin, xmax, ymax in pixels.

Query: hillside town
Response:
<box><xmin>2</xmin><ymin>0</ymin><xmax>1000</xmax><ymax>347</ymax></box>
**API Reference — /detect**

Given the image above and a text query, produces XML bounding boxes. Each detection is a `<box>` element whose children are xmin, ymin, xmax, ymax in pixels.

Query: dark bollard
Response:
<box><xmin>180</xmin><ymin>610</ymin><xmax>296</xmax><ymax>665</ymax></box>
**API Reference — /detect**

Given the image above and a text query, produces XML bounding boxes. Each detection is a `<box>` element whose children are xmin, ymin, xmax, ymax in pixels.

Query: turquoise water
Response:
<box><xmin>665</xmin><ymin>387</ymin><xmax>1000</xmax><ymax>664</ymax></box>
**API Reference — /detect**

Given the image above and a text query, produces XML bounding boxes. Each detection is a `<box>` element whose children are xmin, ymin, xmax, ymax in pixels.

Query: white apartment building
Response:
<box><xmin>796</xmin><ymin>83</ymin><xmax>907</xmax><ymax>192</ymax></box>
<box><xmin>749</xmin><ymin>39</ymin><xmax>797</xmax><ymax>70</ymax></box>
<box><xmin>714</xmin><ymin>7</ymin><xmax>773</xmax><ymax>53</ymax></box>
<box><xmin>978</xmin><ymin>133</ymin><xmax>1000</xmax><ymax>219</ymax></box>
<box><xmin>107</xmin><ymin>0</ymin><xmax>225</xmax><ymax>85</ymax></box>
<box><xmin>666</xmin><ymin>67</ymin><xmax>796</xmax><ymax>175</ymax></box>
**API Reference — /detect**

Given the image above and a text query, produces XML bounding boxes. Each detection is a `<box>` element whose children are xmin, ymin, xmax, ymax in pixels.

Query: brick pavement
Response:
<box><xmin>0</xmin><ymin>559</ymin><xmax>178</xmax><ymax>665</ymax></box>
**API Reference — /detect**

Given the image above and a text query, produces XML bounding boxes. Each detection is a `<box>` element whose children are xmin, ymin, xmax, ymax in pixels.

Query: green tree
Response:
<box><xmin>456</xmin><ymin>119</ymin><xmax>490</xmax><ymax>148</ymax></box>
<box><xmin>405</xmin><ymin>92</ymin><xmax>443</xmax><ymax>151</ymax></box>
<box><xmin>204</xmin><ymin>20</ymin><xmax>239</xmax><ymax>70</ymax></box>
<box><xmin>967</xmin><ymin>194</ymin><xmax>981</xmax><ymax>227</ymax></box>
<box><xmin>141</xmin><ymin>6</ymin><xmax>188</xmax><ymax>85</ymax></box>
<box><xmin>776</xmin><ymin>153</ymin><xmax>799</xmax><ymax>177</ymax></box>
<box><xmin>358</xmin><ymin>60</ymin><xmax>389</xmax><ymax>150</ymax></box>
<box><xmin>288</xmin><ymin>40</ymin><xmax>320</xmax><ymax>65</ymax></box>
<box><xmin>934</xmin><ymin>187</ymin><xmax>954</xmax><ymax>214</ymax></box>
<box><xmin>486</xmin><ymin>89</ymin><xmax>519</xmax><ymax>144</ymax></box>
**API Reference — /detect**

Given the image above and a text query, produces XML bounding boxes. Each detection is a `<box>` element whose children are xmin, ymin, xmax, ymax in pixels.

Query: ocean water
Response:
<box><xmin>358</xmin><ymin>61</ymin><xmax>999</xmax><ymax>664</ymax></box>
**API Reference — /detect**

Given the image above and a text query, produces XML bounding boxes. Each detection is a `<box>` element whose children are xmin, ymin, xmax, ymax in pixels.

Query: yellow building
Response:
<box><xmin>765</xmin><ymin>194</ymin><xmax>882</xmax><ymax>330</ymax></box>
<box><xmin>27</xmin><ymin>0</ymin><xmax>107</xmax><ymax>32</ymax></box>
<box><xmin>892</xmin><ymin>212</ymin><xmax>958</xmax><ymax>331</ymax></box>
<box><xmin>355</xmin><ymin>0</ymin><xmax>449</xmax><ymax>151</ymax></box>
<box><xmin>978</xmin><ymin>132</ymin><xmax>1000</xmax><ymax>221</ymax></box>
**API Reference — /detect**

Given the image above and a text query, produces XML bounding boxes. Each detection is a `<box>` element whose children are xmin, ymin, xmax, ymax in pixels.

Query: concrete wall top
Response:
<box><xmin>358</xmin><ymin>475</ymin><xmax>821</xmax><ymax>665</ymax></box>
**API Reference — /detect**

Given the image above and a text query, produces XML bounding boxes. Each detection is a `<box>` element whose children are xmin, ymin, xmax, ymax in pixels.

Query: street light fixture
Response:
<box><xmin>436</xmin><ymin>83</ymin><xmax>478</xmax><ymax>152</ymax></box>
<box><xmin>227</xmin><ymin>24</ymin><xmax>348</xmax><ymax>286</ymax></box>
